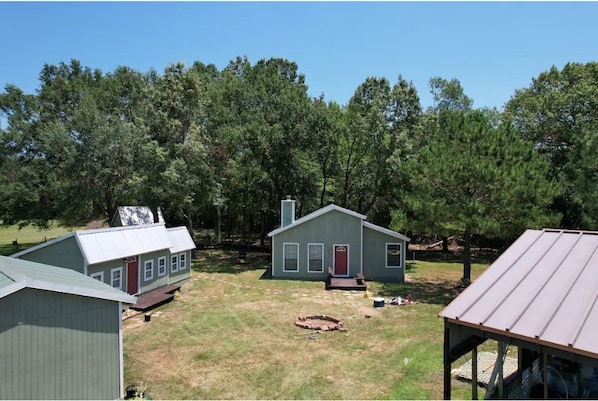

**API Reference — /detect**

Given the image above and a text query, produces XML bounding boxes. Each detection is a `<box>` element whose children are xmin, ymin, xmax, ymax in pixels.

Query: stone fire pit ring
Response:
<box><xmin>294</xmin><ymin>315</ymin><xmax>345</xmax><ymax>331</ymax></box>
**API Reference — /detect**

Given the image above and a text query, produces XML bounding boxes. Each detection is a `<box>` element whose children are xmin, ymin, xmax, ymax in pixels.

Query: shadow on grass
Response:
<box><xmin>0</xmin><ymin>242</ymin><xmax>37</xmax><ymax>257</ymax></box>
<box><xmin>191</xmin><ymin>251</ymin><xmax>270</xmax><ymax>275</ymax></box>
<box><xmin>408</xmin><ymin>249</ymin><xmax>498</xmax><ymax>265</ymax></box>
<box><xmin>373</xmin><ymin>278</ymin><xmax>466</xmax><ymax>307</ymax></box>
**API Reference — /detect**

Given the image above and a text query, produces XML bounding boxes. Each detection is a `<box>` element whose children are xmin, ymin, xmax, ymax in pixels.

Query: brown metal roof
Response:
<box><xmin>440</xmin><ymin>229</ymin><xmax>598</xmax><ymax>358</ymax></box>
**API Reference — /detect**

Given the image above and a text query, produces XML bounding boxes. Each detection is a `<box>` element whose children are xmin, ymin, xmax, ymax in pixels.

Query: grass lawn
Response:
<box><xmin>124</xmin><ymin>250</ymin><xmax>496</xmax><ymax>400</ymax></box>
<box><xmin>0</xmin><ymin>223</ymin><xmax>83</xmax><ymax>256</ymax></box>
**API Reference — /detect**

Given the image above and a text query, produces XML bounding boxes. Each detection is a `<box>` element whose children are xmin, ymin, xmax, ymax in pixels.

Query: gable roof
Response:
<box><xmin>267</xmin><ymin>204</ymin><xmax>366</xmax><ymax>237</ymax></box>
<box><xmin>110</xmin><ymin>206</ymin><xmax>165</xmax><ymax>226</ymax></box>
<box><xmin>0</xmin><ymin>256</ymin><xmax>136</xmax><ymax>304</ymax></box>
<box><xmin>363</xmin><ymin>221</ymin><xmax>411</xmax><ymax>242</ymax></box>
<box><xmin>167</xmin><ymin>227</ymin><xmax>197</xmax><ymax>253</ymax></box>
<box><xmin>13</xmin><ymin>223</ymin><xmax>173</xmax><ymax>266</ymax></box>
<box><xmin>440</xmin><ymin>228</ymin><xmax>598</xmax><ymax>359</ymax></box>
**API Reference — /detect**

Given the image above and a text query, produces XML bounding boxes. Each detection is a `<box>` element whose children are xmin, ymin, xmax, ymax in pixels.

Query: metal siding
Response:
<box><xmin>362</xmin><ymin>226</ymin><xmax>405</xmax><ymax>281</ymax></box>
<box><xmin>273</xmin><ymin>210</ymin><xmax>362</xmax><ymax>279</ymax></box>
<box><xmin>440</xmin><ymin>229</ymin><xmax>598</xmax><ymax>359</ymax></box>
<box><xmin>0</xmin><ymin>289</ymin><xmax>120</xmax><ymax>400</ymax></box>
<box><xmin>16</xmin><ymin>236</ymin><xmax>85</xmax><ymax>273</ymax></box>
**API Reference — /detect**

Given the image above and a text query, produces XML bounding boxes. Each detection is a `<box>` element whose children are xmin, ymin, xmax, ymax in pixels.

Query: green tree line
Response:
<box><xmin>2</xmin><ymin>58</ymin><xmax>597</xmax><ymax>280</ymax></box>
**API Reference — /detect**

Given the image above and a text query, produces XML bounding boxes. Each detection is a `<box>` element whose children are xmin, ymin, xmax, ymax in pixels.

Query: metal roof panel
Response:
<box><xmin>440</xmin><ymin>229</ymin><xmax>598</xmax><ymax>358</ymax></box>
<box><xmin>167</xmin><ymin>227</ymin><xmax>197</xmax><ymax>253</ymax></box>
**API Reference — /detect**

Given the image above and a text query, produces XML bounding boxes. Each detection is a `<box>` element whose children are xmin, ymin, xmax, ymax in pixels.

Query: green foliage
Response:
<box><xmin>504</xmin><ymin>62</ymin><xmax>598</xmax><ymax>228</ymax></box>
<box><xmin>394</xmin><ymin>109</ymin><xmax>561</xmax><ymax>279</ymax></box>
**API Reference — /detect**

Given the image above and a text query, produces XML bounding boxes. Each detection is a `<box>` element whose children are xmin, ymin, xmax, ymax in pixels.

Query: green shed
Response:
<box><xmin>0</xmin><ymin>256</ymin><xmax>136</xmax><ymax>400</ymax></box>
<box><xmin>267</xmin><ymin>198</ymin><xmax>410</xmax><ymax>282</ymax></box>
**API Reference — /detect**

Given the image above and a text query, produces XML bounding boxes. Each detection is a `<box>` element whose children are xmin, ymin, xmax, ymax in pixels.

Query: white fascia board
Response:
<box><xmin>10</xmin><ymin>231</ymin><xmax>77</xmax><ymax>258</ymax></box>
<box><xmin>363</xmin><ymin>221</ymin><xmax>411</xmax><ymax>242</ymax></box>
<box><xmin>268</xmin><ymin>204</ymin><xmax>367</xmax><ymax>237</ymax></box>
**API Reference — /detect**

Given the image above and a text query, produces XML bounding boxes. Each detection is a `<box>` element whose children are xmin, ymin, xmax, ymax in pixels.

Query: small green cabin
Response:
<box><xmin>268</xmin><ymin>198</ymin><xmax>410</xmax><ymax>282</ymax></box>
<box><xmin>0</xmin><ymin>256</ymin><xmax>136</xmax><ymax>400</ymax></box>
<box><xmin>12</xmin><ymin>223</ymin><xmax>195</xmax><ymax>296</ymax></box>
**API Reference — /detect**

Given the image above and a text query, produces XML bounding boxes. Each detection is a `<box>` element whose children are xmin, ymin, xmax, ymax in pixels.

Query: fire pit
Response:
<box><xmin>294</xmin><ymin>315</ymin><xmax>345</xmax><ymax>331</ymax></box>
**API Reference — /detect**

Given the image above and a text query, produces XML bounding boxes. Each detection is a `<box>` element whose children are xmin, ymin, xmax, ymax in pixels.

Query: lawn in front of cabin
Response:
<box><xmin>123</xmin><ymin>250</ymin><xmax>494</xmax><ymax>400</ymax></box>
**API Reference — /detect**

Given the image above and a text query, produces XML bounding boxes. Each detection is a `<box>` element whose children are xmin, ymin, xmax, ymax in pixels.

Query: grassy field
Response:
<box><xmin>123</xmin><ymin>250</ymin><xmax>497</xmax><ymax>400</ymax></box>
<box><xmin>0</xmin><ymin>223</ymin><xmax>84</xmax><ymax>256</ymax></box>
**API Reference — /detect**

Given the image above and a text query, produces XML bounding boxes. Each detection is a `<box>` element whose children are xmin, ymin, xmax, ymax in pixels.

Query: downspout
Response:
<box><xmin>271</xmin><ymin>237</ymin><xmax>275</xmax><ymax>278</ymax></box>
<box><xmin>360</xmin><ymin>221</ymin><xmax>364</xmax><ymax>275</ymax></box>
<box><xmin>443</xmin><ymin>320</ymin><xmax>452</xmax><ymax>400</ymax></box>
<box><xmin>118</xmin><ymin>301</ymin><xmax>125</xmax><ymax>399</ymax></box>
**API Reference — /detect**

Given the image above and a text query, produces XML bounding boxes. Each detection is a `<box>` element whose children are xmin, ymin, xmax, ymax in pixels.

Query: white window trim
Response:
<box><xmin>90</xmin><ymin>271</ymin><xmax>104</xmax><ymax>282</ymax></box>
<box><xmin>307</xmin><ymin>243</ymin><xmax>324</xmax><ymax>273</ymax></box>
<box><xmin>158</xmin><ymin>256</ymin><xmax>167</xmax><ymax>277</ymax></box>
<box><xmin>171</xmin><ymin>254</ymin><xmax>179</xmax><ymax>273</ymax></box>
<box><xmin>386</xmin><ymin>243</ymin><xmax>403</xmax><ymax>269</ymax></box>
<box><xmin>333</xmin><ymin>244</ymin><xmax>350</xmax><ymax>277</ymax></box>
<box><xmin>179</xmin><ymin>253</ymin><xmax>187</xmax><ymax>270</ymax></box>
<box><xmin>283</xmin><ymin>242</ymin><xmax>299</xmax><ymax>272</ymax></box>
<box><xmin>144</xmin><ymin>260</ymin><xmax>154</xmax><ymax>281</ymax></box>
<box><xmin>111</xmin><ymin>267</ymin><xmax>123</xmax><ymax>290</ymax></box>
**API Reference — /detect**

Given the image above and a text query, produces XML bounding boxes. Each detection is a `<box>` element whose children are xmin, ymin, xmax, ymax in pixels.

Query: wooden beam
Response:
<box><xmin>472</xmin><ymin>346</ymin><xmax>478</xmax><ymax>400</ymax></box>
<box><xmin>444</xmin><ymin>325</ymin><xmax>452</xmax><ymax>399</ymax></box>
<box><xmin>543</xmin><ymin>352</ymin><xmax>548</xmax><ymax>399</ymax></box>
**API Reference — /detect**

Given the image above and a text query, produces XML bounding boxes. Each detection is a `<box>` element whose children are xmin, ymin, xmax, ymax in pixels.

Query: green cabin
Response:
<box><xmin>12</xmin><ymin>223</ymin><xmax>195</xmax><ymax>296</ymax></box>
<box><xmin>268</xmin><ymin>198</ymin><xmax>410</xmax><ymax>281</ymax></box>
<box><xmin>0</xmin><ymin>256</ymin><xmax>136</xmax><ymax>400</ymax></box>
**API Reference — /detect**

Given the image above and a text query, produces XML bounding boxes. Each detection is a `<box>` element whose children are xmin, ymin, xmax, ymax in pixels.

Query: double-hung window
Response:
<box><xmin>307</xmin><ymin>243</ymin><xmax>324</xmax><ymax>273</ymax></box>
<box><xmin>111</xmin><ymin>267</ymin><xmax>123</xmax><ymax>290</ymax></box>
<box><xmin>386</xmin><ymin>243</ymin><xmax>402</xmax><ymax>268</ymax></box>
<box><xmin>283</xmin><ymin>243</ymin><xmax>299</xmax><ymax>272</ymax></box>
<box><xmin>179</xmin><ymin>253</ymin><xmax>186</xmax><ymax>270</ymax></box>
<box><xmin>144</xmin><ymin>260</ymin><xmax>154</xmax><ymax>281</ymax></box>
<box><xmin>171</xmin><ymin>255</ymin><xmax>179</xmax><ymax>273</ymax></box>
<box><xmin>158</xmin><ymin>257</ymin><xmax>167</xmax><ymax>277</ymax></box>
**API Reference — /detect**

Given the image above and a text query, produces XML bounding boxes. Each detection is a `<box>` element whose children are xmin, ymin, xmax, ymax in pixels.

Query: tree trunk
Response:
<box><xmin>442</xmin><ymin>236</ymin><xmax>449</xmax><ymax>253</ymax></box>
<box><xmin>214</xmin><ymin>205</ymin><xmax>222</xmax><ymax>244</ymax></box>
<box><xmin>463</xmin><ymin>229</ymin><xmax>472</xmax><ymax>283</ymax></box>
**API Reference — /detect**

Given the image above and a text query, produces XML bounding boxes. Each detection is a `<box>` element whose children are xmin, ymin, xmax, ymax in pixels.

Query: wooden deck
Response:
<box><xmin>326</xmin><ymin>274</ymin><xmax>367</xmax><ymax>291</ymax></box>
<box><xmin>126</xmin><ymin>284</ymin><xmax>182</xmax><ymax>312</ymax></box>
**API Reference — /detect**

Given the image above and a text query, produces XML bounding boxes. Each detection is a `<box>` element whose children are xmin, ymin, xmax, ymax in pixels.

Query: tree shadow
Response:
<box><xmin>191</xmin><ymin>250</ymin><xmax>270</xmax><ymax>275</ymax></box>
<box><xmin>373</xmin><ymin>277</ymin><xmax>467</xmax><ymax>307</ymax></box>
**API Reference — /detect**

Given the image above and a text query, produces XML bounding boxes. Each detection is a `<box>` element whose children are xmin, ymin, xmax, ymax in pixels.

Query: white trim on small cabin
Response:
<box><xmin>332</xmin><ymin>243</ymin><xmax>350</xmax><ymax>277</ymax></box>
<box><xmin>171</xmin><ymin>254</ymin><xmax>179</xmax><ymax>273</ymax></box>
<box><xmin>111</xmin><ymin>267</ymin><xmax>123</xmax><ymax>290</ymax></box>
<box><xmin>91</xmin><ymin>271</ymin><xmax>104</xmax><ymax>282</ymax></box>
<box><xmin>307</xmin><ymin>243</ymin><xmax>324</xmax><ymax>273</ymax></box>
<box><xmin>157</xmin><ymin>256</ymin><xmax>167</xmax><ymax>277</ymax></box>
<box><xmin>385</xmin><ymin>243</ymin><xmax>403</xmax><ymax>269</ymax></box>
<box><xmin>143</xmin><ymin>259</ymin><xmax>154</xmax><ymax>281</ymax></box>
<box><xmin>268</xmin><ymin>204</ymin><xmax>366</xmax><ymax>237</ymax></box>
<box><xmin>179</xmin><ymin>253</ymin><xmax>187</xmax><ymax>270</ymax></box>
<box><xmin>282</xmin><ymin>242</ymin><xmax>300</xmax><ymax>272</ymax></box>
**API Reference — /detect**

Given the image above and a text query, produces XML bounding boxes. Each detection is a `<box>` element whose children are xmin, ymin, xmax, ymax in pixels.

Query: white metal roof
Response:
<box><xmin>75</xmin><ymin>223</ymin><xmax>172</xmax><ymax>265</ymax></box>
<box><xmin>167</xmin><ymin>227</ymin><xmax>197</xmax><ymax>253</ymax></box>
<box><xmin>363</xmin><ymin>221</ymin><xmax>411</xmax><ymax>242</ymax></box>
<box><xmin>440</xmin><ymin>228</ymin><xmax>598</xmax><ymax>359</ymax></box>
<box><xmin>267</xmin><ymin>204</ymin><xmax>367</xmax><ymax>237</ymax></box>
<box><xmin>0</xmin><ymin>256</ymin><xmax>136</xmax><ymax>304</ymax></box>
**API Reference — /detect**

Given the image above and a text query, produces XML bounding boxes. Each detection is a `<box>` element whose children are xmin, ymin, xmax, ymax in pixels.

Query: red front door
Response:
<box><xmin>334</xmin><ymin>245</ymin><xmax>349</xmax><ymax>276</ymax></box>
<box><xmin>126</xmin><ymin>259</ymin><xmax>139</xmax><ymax>295</ymax></box>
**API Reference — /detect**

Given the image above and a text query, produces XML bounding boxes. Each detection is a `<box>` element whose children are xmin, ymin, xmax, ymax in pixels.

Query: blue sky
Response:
<box><xmin>1</xmin><ymin>1</ymin><xmax>597</xmax><ymax>110</ymax></box>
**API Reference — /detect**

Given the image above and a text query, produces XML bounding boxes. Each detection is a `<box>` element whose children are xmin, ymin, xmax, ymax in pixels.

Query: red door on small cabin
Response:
<box><xmin>334</xmin><ymin>245</ymin><xmax>349</xmax><ymax>276</ymax></box>
<box><xmin>126</xmin><ymin>258</ymin><xmax>139</xmax><ymax>295</ymax></box>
